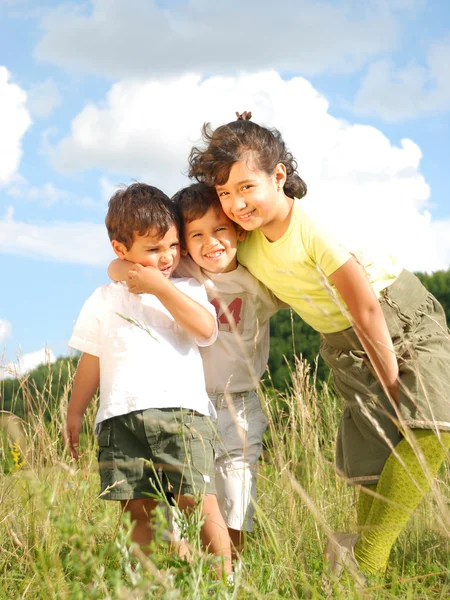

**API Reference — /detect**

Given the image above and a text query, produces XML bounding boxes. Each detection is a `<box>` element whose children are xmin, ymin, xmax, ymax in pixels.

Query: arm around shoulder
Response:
<box><xmin>108</xmin><ymin>258</ymin><xmax>134</xmax><ymax>282</ymax></box>
<box><xmin>156</xmin><ymin>277</ymin><xmax>218</xmax><ymax>344</ymax></box>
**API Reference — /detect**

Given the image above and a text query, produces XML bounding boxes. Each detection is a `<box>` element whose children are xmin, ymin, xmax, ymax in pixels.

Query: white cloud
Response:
<box><xmin>35</xmin><ymin>0</ymin><xmax>400</xmax><ymax>79</ymax></box>
<box><xmin>49</xmin><ymin>73</ymin><xmax>215</xmax><ymax>190</ymax></box>
<box><xmin>0</xmin><ymin>347</ymin><xmax>56</xmax><ymax>380</ymax></box>
<box><xmin>354</xmin><ymin>37</ymin><xmax>450</xmax><ymax>121</ymax></box>
<box><xmin>0</xmin><ymin>206</ymin><xmax>113</xmax><ymax>265</ymax></box>
<box><xmin>99</xmin><ymin>176</ymin><xmax>118</xmax><ymax>206</ymax></box>
<box><xmin>26</xmin><ymin>77</ymin><xmax>62</xmax><ymax>118</ymax></box>
<box><xmin>7</xmin><ymin>175</ymin><xmax>69</xmax><ymax>207</ymax></box>
<box><xmin>6</xmin><ymin>174</ymin><xmax>100</xmax><ymax>209</ymax></box>
<box><xmin>46</xmin><ymin>70</ymin><xmax>450</xmax><ymax>271</ymax></box>
<box><xmin>0</xmin><ymin>66</ymin><xmax>32</xmax><ymax>184</ymax></box>
<box><xmin>0</xmin><ymin>319</ymin><xmax>12</xmax><ymax>344</ymax></box>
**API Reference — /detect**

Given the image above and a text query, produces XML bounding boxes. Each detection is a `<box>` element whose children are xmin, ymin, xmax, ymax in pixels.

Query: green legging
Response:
<box><xmin>355</xmin><ymin>430</ymin><xmax>450</xmax><ymax>575</ymax></box>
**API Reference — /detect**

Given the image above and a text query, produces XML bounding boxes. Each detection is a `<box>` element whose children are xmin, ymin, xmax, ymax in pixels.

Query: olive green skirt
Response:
<box><xmin>320</xmin><ymin>269</ymin><xmax>450</xmax><ymax>486</ymax></box>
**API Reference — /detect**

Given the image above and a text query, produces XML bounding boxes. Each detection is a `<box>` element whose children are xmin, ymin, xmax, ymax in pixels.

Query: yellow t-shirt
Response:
<box><xmin>237</xmin><ymin>200</ymin><xmax>402</xmax><ymax>333</ymax></box>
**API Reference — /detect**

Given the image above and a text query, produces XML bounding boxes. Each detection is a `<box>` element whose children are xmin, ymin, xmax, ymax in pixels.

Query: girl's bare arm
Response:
<box><xmin>329</xmin><ymin>257</ymin><xmax>399</xmax><ymax>404</ymax></box>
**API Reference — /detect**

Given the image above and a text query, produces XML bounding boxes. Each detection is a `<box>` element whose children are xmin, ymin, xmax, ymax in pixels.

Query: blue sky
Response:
<box><xmin>1</xmin><ymin>0</ymin><xmax>450</xmax><ymax>373</ymax></box>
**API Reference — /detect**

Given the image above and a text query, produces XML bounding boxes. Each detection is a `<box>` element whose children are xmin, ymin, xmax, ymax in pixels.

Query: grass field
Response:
<box><xmin>1</xmin><ymin>358</ymin><xmax>449</xmax><ymax>599</ymax></box>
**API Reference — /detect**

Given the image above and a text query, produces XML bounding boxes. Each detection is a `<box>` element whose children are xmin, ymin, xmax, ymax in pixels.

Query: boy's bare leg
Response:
<box><xmin>173</xmin><ymin>538</ymin><xmax>191</xmax><ymax>561</ymax></box>
<box><xmin>228</xmin><ymin>528</ymin><xmax>244</xmax><ymax>561</ymax></box>
<box><xmin>121</xmin><ymin>498</ymin><xmax>158</xmax><ymax>553</ymax></box>
<box><xmin>177</xmin><ymin>493</ymin><xmax>232</xmax><ymax>576</ymax></box>
<box><xmin>166</xmin><ymin>502</ymin><xmax>192</xmax><ymax>561</ymax></box>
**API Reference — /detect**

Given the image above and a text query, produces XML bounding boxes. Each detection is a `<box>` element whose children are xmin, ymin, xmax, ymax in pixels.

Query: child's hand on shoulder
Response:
<box><xmin>127</xmin><ymin>264</ymin><xmax>168</xmax><ymax>295</ymax></box>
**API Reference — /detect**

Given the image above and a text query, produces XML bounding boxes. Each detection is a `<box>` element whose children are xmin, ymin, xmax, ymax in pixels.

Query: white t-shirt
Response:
<box><xmin>68</xmin><ymin>278</ymin><xmax>218</xmax><ymax>427</ymax></box>
<box><xmin>176</xmin><ymin>257</ymin><xmax>284</xmax><ymax>393</ymax></box>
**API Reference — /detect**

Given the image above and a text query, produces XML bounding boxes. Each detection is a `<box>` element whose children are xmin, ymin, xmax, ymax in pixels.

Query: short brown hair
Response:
<box><xmin>172</xmin><ymin>183</ymin><xmax>222</xmax><ymax>225</ymax></box>
<box><xmin>188</xmin><ymin>115</ymin><xmax>307</xmax><ymax>200</ymax></box>
<box><xmin>105</xmin><ymin>182</ymin><xmax>179</xmax><ymax>249</ymax></box>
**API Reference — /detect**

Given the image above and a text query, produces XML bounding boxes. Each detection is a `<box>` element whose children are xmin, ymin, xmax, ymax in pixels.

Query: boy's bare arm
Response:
<box><xmin>108</xmin><ymin>258</ymin><xmax>134</xmax><ymax>282</ymax></box>
<box><xmin>128</xmin><ymin>264</ymin><xmax>216</xmax><ymax>341</ymax></box>
<box><xmin>108</xmin><ymin>259</ymin><xmax>215</xmax><ymax>340</ymax></box>
<box><xmin>66</xmin><ymin>353</ymin><xmax>100</xmax><ymax>459</ymax></box>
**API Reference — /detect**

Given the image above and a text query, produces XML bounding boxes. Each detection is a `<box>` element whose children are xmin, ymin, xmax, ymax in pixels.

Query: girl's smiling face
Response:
<box><xmin>215</xmin><ymin>157</ymin><xmax>287</xmax><ymax>235</ymax></box>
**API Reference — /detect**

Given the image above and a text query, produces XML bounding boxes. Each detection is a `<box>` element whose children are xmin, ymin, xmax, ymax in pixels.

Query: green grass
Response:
<box><xmin>1</xmin><ymin>359</ymin><xmax>449</xmax><ymax>599</ymax></box>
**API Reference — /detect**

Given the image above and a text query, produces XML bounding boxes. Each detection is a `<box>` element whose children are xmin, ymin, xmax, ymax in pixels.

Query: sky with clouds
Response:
<box><xmin>1</xmin><ymin>0</ymin><xmax>450</xmax><ymax>375</ymax></box>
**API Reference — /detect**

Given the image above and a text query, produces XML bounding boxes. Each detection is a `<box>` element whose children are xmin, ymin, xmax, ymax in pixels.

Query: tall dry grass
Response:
<box><xmin>0</xmin><ymin>357</ymin><xmax>449</xmax><ymax>599</ymax></box>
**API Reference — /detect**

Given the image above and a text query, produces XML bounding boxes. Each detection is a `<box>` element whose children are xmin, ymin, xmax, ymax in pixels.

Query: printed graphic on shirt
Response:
<box><xmin>210</xmin><ymin>293</ymin><xmax>247</xmax><ymax>334</ymax></box>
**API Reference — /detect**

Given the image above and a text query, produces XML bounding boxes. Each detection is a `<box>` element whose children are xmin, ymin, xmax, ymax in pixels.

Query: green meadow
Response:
<box><xmin>1</xmin><ymin>354</ymin><xmax>449</xmax><ymax>599</ymax></box>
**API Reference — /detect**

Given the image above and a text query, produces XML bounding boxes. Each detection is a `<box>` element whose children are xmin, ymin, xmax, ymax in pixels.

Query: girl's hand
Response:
<box><xmin>127</xmin><ymin>264</ymin><xmax>168</xmax><ymax>295</ymax></box>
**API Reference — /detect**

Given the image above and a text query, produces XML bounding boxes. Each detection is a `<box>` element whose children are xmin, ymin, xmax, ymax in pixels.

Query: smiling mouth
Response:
<box><xmin>204</xmin><ymin>249</ymin><xmax>225</xmax><ymax>260</ymax></box>
<box><xmin>235</xmin><ymin>209</ymin><xmax>255</xmax><ymax>221</ymax></box>
<box><xmin>160</xmin><ymin>266</ymin><xmax>172</xmax><ymax>276</ymax></box>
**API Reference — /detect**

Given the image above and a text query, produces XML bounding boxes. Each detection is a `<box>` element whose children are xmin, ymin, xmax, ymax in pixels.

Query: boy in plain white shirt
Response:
<box><xmin>66</xmin><ymin>182</ymin><xmax>232</xmax><ymax>575</ymax></box>
<box><xmin>109</xmin><ymin>183</ymin><xmax>283</xmax><ymax>557</ymax></box>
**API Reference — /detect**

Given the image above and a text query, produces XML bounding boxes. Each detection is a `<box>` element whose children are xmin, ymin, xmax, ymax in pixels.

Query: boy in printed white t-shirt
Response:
<box><xmin>66</xmin><ymin>183</ymin><xmax>232</xmax><ymax>575</ymax></box>
<box><xmin>109</xmin><ymin>183</ymin><xmax>284</xmax><ymax>557</ymax></box>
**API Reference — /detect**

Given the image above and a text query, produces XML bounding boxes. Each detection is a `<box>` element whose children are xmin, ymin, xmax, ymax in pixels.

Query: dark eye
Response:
<box><xmin>171</xmin><ymin>243</ymin><xmax>179</xmax><ymax>248</ymax></box>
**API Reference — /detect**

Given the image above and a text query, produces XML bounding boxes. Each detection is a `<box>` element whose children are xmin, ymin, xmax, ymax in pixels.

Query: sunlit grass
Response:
<box><xmin>1</xmin><ymin>358</ymin><xmax>449</xmax><ymax>599</ymax></box>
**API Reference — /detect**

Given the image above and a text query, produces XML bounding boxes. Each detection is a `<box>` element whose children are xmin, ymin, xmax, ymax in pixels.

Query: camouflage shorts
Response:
<box><xmin>97</xmin><ymin>408</ymin><xmax>216</xmax><ymax>500</ymax></box>
<box><xmin>321</xmin><ymin>269</ymin><xmax>450</xmax><ymax>486</ymax></box>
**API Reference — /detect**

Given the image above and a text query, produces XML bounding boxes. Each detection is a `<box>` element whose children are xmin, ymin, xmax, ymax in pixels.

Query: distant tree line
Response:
<box><xmin>1</xmin><ymin>356</ymin><xmax>80</xmax><ymax>421</ymax></box>
<box><xmin>2</xmin><ymin>269</ymin><xmax>449</xmax><ymax>415</ymax></box>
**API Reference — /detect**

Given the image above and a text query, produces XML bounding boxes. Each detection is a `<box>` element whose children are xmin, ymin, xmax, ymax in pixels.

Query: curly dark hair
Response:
<box><xmin>188</xmin><ymin>112</ymin><xmax>307</xmax><ymax>200</ymax></box>
<box><xmin>105</xmin><ymin>182</ymin><xmax>179</xmax><ymax>249</ymax></box>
